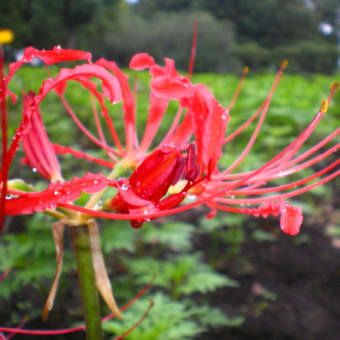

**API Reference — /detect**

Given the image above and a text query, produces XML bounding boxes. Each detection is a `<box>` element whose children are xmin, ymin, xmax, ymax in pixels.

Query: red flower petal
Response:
<box><xmin>5</xmin><ymin>173</ymin><xmax>110</xmax><ymax>215</ymax></box>
<box><xmin>129</xmin><ymin>53</ymin><xmax>155</xmax><ymax>70</ymax></box>
<box><xmin>21</xmin><ymin>93</ymin><xmax>61</xmax><ymax>181</ymax></box>
<box><xmin>151</xmin><ymin>75</ymin><xmax>194</xmax><ymax>99</ymax></box>
<box><xmin>7</xmin><ymin>46</ymin><xmax>91</xmax><ymax>84</ymax></box>
<box><xmin>36</xmin><ymin>64</ymin><xmax>122</xmax><ymax>105</ymax></box>
<box><xmin>116</xmin><ymin>179</ymin><xmax>153</xmax><ymax>208</ymax></box>
<box><xmin>129</xmin><ymin>147</ymin><xmax>184</xmax><ymax>202</ymax></box>
<box><xmin>182</xmin><ymin>85</ymin><xmax>229</xmax><ymax>173</ymax></box>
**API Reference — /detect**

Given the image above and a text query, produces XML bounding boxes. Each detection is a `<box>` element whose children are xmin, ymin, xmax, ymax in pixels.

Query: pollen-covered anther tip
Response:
<box><xmin>330</xmin><ymin>81</ymin><xmax>339</xmax><ymax>92</ymax></box>
<box><xmin>168</xmin><ymin>179</ymin><xmax>187</xmax><ymax>194</ymax></box>
<box><xmin>243</xmin><ymin>66</ymin><xmax>249</xmax><ymax>75</ymax></box>
<box><xmin>281</xmin><ymin>59</ymin><xmax>288</xmax><ymax>70</ymax></box>
<box><xmin>320</xmin><ymin>99</ymin><xmax>328</xmax><ymax>113</ymax></box>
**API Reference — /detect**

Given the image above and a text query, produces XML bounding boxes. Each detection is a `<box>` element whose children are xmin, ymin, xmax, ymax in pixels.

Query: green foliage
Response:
<box><xmin>123</xmin><ymin>253</ymin><xmax>237</xmax><ymax>296</ymax></box>
<box><xmin>252</xmin><ymin>230</ymin><xmax>278</xmax><ymax>242</ymax></box>
<box><xmin>103</xmin><ymin>293</ymin><xmax>204</xmax><ymax>340</ymax></box>
<box><xmin>133</xmin><ymin>0</ymin><xmax>337</xmax><ymax>73</ymax></box>
<box><xmin>81</xmin><ymin>9</ymin><xmax>239</xmax><ymax>72</ymax></box>
<box><xmin>101</xmin><ymin>221</ymin><xmax>137</xmax><ymax>253</ymax></box>
<box><xmin>103</xmin><ymin>293</ymin><xmax>244</xmax><ymax>339</ymax></box>
<box><xmin>0</xmin><ymin>214</ymin><xmax>75</xmax><ymax>299</ymax></box>
<box><xmin>2</xmin><ymin>0</ymin><xmax>337</xmax><ymax>73</ymax></box>
<box><xmin>141</xmin><ymin>222</ymin><xmax>194</xmax><ymax>251</ymax></box>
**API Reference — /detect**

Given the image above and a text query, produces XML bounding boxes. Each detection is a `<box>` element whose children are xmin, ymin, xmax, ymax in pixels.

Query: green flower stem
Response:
<box><xmin>72</xmin><ymin>225</ymin><xmax>103</xmax><ymax>340</ymax></box>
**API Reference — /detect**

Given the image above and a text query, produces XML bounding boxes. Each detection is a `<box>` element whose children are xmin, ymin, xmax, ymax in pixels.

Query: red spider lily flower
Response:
<box><xmin>0</xmin><ymin>45</ymin><xmax>339</xmax><ymax>327</ymax></box>
<box><xmin>1</xmin><ymin>46</ymin><xmax>339</xmax><ymax>239</ymax></box>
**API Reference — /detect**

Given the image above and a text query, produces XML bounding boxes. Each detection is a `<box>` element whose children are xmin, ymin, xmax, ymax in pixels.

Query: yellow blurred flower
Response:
<box><xmin>0</xmin><ymin>29</ymin><xmax>14</xmax><ymax>44</ymax></box>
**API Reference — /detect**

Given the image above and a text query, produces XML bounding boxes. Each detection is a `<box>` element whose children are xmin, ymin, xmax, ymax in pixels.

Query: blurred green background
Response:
<box><xmin>1</xmin><ymin>0</ymin><xmax>340</xmax><ymax>73</ymax></box>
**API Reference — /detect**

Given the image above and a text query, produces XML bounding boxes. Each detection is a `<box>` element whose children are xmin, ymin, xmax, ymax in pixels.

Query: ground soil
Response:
<box><xmin>199</xmin><ymin>217</ymin><xmax>340</xmax><ymax>340</ymax></box>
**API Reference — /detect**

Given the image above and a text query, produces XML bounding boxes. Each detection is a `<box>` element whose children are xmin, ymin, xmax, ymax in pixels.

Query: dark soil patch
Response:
<box><xmin>200</xmin><ymin>222</ymin><xmax>340</xmax><ymax>340</ymax></box>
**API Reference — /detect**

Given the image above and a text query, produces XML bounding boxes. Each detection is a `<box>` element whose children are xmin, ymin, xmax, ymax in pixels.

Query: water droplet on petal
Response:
<box><xmin>54</xmin><ymin>190</ymin><xmax>59</xmax><ymax>195</ymax></box>
<box><xmin>121</xmin><ymin>183</ymin><xmax>128</xmax><ymax>191</ymax></box>
<box><xmin>32</xmin><ymin>168</ymin><xmax>38</xmax><ymax>173</ymax></box>
<box><xmin>280</xmin><ymin>203</ymin><xmax>303</xmax><ymax>236</ymax></box>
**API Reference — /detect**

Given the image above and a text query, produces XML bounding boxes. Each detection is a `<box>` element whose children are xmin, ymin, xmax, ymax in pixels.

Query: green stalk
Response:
<box><xmin>72</xmin><ymin>225</ymin><xmax>103</xmax><ymax>340</ymax></box>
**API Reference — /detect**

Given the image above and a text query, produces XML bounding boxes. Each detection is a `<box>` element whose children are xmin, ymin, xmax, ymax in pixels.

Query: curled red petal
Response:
<box><xmin>21</xmin><ymin>93</ymin><xmax>61</xmax><ymax>181</ymax></box>
<box><xmin>5</xmin><ymin>173</ymin><xmax>110</xmax><ymax>215</ymax></box>
<box><xmin>182</xmin><ymin>85</ymin><xmax>229</xmax><ymax>173</ymax></box>
<box><xmin>129</xmin><ymin>53</ymin><xmax>155</xmax><ymax>70</ymax></box>
<box><xmin>151</xmin><ymin>75</ymin><xmax>193</xmax><ymax>99</ymax></box>
<box><xmin>23</xmin><ymin>46</ymin><xmax>92</xmax><ymax>65</ymax></box>
<box><xmin>7</xmin><ymin>46</ymin><xmax>92</xmax><ymax>85</ymax></box>
<box><xmin>36</xmin><ymin>64</ymin><xmax>122</xmax><ymax>105</ymax></box>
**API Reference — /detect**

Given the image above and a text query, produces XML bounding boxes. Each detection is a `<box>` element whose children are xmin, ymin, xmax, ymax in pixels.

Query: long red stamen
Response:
<box><xmin>188</xmin><ymin>21</ymin><xmax>197</xmax><ymax>79</ymax></box>
<box><xmin>59</xmin><ymin>95</ymin><xmax>121</xmax><ymax>159</ymax></box>
<box><xmin>53</xmin><ymin>144</ymin><xmax>115</xmax><ymax>168</ymax></box>
<box><xmin>222</xmin><ymin>61</ymin><xmax>287</xmax><ymax>175</ymax></box>
<box><xmin>227</xmin><ymin>66</ymin><xmax>249</xmax><ymax>112</ymax></box>
<box><xmin>0</xmin><ymin>281</ymin><xmax>153</xmax><ymax>336</ymax></box>
<box><xmin>159</xmin><ymin>107</ymin><xmax>184</xmax><ymax>147</ymax></box>
<box><xmin>0</xmin><ymin>49</ymin><xmax>8</xmax><ymax>231</ymax></box>
<box><xmin>114</xmin><ymin>299</ymin><xmax>154</xmax><ymax>340</ymax></box>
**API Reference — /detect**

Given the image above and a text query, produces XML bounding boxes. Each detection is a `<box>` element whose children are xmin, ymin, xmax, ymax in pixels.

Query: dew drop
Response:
<box><xmin>32</xmin><ymin>168</ymin><xmax>38</xmax><ymax>173</ymax></box>
<box><xmin>54</xmin><ymin>190</ymin><xmax>59</xmax><ymax>195</ymax></box>
<box><xmin>280</xmin><ymin>203</ymin><xmax>303</xmax><ymax>236</ymax></box>
<box><xmin>187</xmin><ymin>194</ymin><xmax>197</xmax><ymax>200</ymax></box>
<box><xmin>121</xmin><ymin>183</ymin><xmax>128</xmax><ymax>191</ymax></box>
